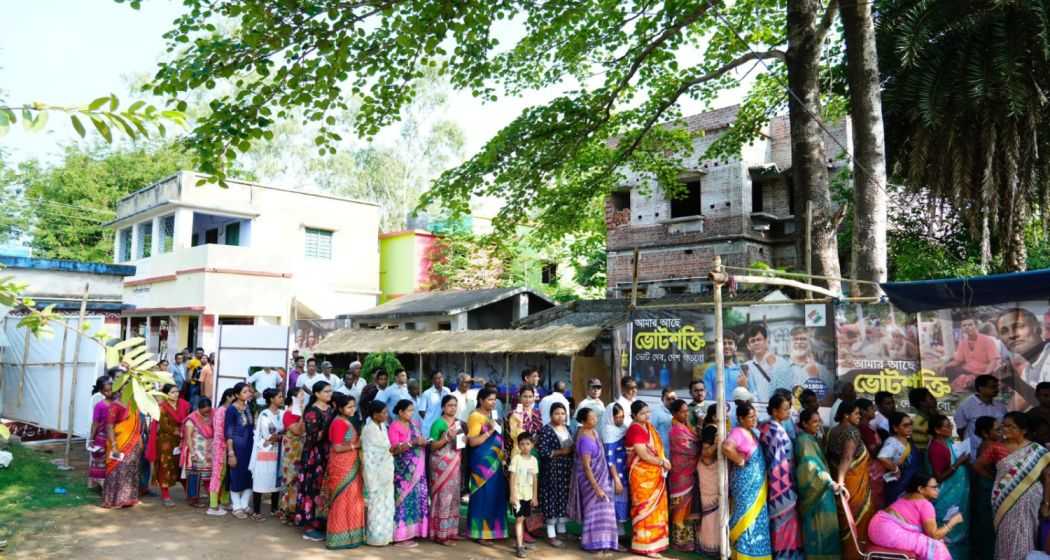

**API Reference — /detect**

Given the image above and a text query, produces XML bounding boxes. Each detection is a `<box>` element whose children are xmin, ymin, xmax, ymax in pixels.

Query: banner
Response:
<box><xmin>293</xmin><ymin>319</ymin><xmax>350</xmax><ymax>355</ymax></box>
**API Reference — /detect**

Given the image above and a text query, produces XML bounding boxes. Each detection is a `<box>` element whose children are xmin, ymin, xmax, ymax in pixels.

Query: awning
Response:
<box><xmin>311</xmin><ymin>326</ymin><xmax>604</xmax><ymax>356</ymax></box>
<box><xmin>880</xmin><ymin>268</ymin><xmax>1050</xmax><ymax>313</ymax></box>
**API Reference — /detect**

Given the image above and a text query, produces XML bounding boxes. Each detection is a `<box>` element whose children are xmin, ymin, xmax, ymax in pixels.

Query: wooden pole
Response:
<box><xmin>62</xmin><ymin>283</ymin><xmax>90</xmax><ymax>469</ymax></box>
<box><xmin>56</xmin><ymin>316</ymin><xmax>71</xmax><ymax>429</ymax></box>
<box><xmin>630</xmin><ymin>246</ymin><xmax>640</xmax><ymax>308</ymax></box>
<box><xmin>708</xmin><ymin>256</ymin><xmax>731</xmax><ymax>560</ymax></box>
<box><xmin>805</xmin><ymin>201</ymin><xmax>813</xmax><ymax>299</ymax></box>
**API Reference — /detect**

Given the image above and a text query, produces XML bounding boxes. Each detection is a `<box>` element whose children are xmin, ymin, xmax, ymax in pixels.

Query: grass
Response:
<box><xmin>0</xmin><ymin>443</ymin><xmax>92</xmax><ymax>536</ymax></box>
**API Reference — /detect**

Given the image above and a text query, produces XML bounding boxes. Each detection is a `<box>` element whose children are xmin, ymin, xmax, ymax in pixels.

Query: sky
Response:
<box><xmin>2</xmin><ymin>1</ymin><xmax>749</xmax><ymax>169</ymax></box>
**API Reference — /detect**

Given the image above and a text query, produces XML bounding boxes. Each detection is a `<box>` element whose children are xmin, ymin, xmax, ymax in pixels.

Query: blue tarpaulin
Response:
<box><xmin>880</xmin><ymin>268</ymin><xmax>1050</xmax><ymax>313</ymax></box>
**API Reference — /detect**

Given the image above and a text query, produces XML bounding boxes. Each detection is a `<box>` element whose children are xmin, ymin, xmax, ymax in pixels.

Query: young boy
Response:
<box><xmin>509</xmin><ymin>432</ymin><xmax>539</xmax><ymax>558</ymax></box>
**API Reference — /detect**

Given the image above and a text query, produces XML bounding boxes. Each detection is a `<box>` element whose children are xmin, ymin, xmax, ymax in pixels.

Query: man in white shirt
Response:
<box><xmin>296</xmin><ymin>358</ymin><xmax>325</xmax><ymax>392</ymax></box>
<box><xmin>616</xmin><ymin>376</ymin><xmax>638</xmax><ymax>428</ymax></box>
<box><xmin>419</xmin><ymin>370</ymin><xmax>452</xmax><ymax>437</ymax></box>
<box><xmin>247</xmin><ymin>367</ymin><xmax>282</xmax><ymax>407</ymax></box>
<box><xmin>871</xmin><ymin>390</ymin><xmax>895</xmax><ymax>437</ymax></box>
<box><xmin>334</xmin><ymin>361</ymin><xmax>366</xmax><ymax>400</ymax></box>
<box><xmin>577</xmin><ymin>378</ymin><xmax>605</xmax><ymax>418</ymax></box>
<box><xmin>954</xmin><ymin>374</ymin><xmax>1006</xmax><ymax>452</ymax></box>
<box><xmin>320</xmin><ymin>361</ymin><xmax>340</xmax><ymax>388</ymax></box>
<box><xmin>744</xmin><ymin>324</ymin><xmax>792</xmax><ymax>400</ymax></box>
<box><xmin>453</xmin><ymin>372</ymin><xmax>478</xmax><ymax>423</ymax></box>
<box><xmin>539</xmin><ymin>381</ymin><xmax>571</xmax><ymax>425</ymax></box>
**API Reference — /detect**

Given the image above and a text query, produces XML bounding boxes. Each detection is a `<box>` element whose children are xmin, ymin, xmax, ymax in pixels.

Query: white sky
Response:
<box><xmin>2</xmin><ymin>1</ymin><xmax>754</xmax><ymax>168</ymax></box>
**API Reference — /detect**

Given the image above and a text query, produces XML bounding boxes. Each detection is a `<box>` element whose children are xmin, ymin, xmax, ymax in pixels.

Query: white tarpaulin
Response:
<box><xmin>0</xmin><ymin>315</ymin><xmax>106</xmax><ymax>437</ymax></box>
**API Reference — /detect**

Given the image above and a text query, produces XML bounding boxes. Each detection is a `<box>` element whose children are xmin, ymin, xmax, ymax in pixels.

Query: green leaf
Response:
<box><xmin>128</xmin><ymin>100</ymin><xmax>146</xmax><ymax>113</ymax></box>
<box><xmin>88</xmin><ymin>96</ymin><xmax>109</xmax><ymax>111</ymax></box>
<box><xmin>89</xmin><ymin>116</ymin><xmax>112</xmax><ymax>143</ymax></box>
<box><xmin>0</xmin><ymin>107</ymin><xmax>15</xmax><ymax>124</ymax></box>
<box><xmin>29</xmin><ymin>110</ymin><xmax>48</xmax><ymax>132</ymax></box>
<box><xmin>21</xmin><ymin>108</ymin><xmax>33</xmax><ymax>130</ymax></box>
<box><xmin>132</xmin><ymin>377</ymin><xmax>161</xmax><ymax>420</ymax></box>
<box><xmin>112</xmin><ymin>337</ymin><xmax>146</xmax><ymax>351</ymax></box>
<box><xmin>0</xmin><ymin>424</ymin><xmax>9</xmax><ymax>440</ymax></box>
<box><xmin>70</xmin><ymin>114</ymin><xmax>87</xmax><ymax>137</ymax></box>
<box><xmin>108</xmin><ymin>94</ymin><xmax>119</xmax><ymax>111</ymax></box>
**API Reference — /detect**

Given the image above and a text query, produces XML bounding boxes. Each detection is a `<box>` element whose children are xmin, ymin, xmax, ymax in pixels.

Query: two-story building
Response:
<box><xmin>108</xmin><ymin>171</ymin><xmax>380</xmax><ymax>356</ymax></box>
<box><xmin>606</xmin><ymin>106</ymin><xmax>851</xmax><ymax>298</ymax></box>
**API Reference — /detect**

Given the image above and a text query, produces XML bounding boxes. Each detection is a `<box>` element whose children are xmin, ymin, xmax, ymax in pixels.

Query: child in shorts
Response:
<box><xmin>509</xmin><ymin>432</ymin><xmax>539</xmax><ymax>558</ymax></box>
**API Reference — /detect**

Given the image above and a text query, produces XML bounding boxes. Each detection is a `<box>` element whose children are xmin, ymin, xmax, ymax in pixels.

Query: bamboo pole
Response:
<box><xmin>62</xmin><ymin>284</ymin><xmax>90</xmax><ymax>469</ymax></box>
<box><xmin>709</xmin><ymin>256</ymin><xmax>730</xmax><ymax>560</ymax></box>
<box><xmin>630</xmin><ymin>247</ymin><xmax>641</xmax><ymax>309</ymax></box>
<box><xmin>635</xmin><ymin>296</ymin><xmax>880</xmax><ymax>310</ymax></box>
<box><xmin>56</xmin><ymin>316</ymin><xmax>71</xmax><ymax>429</ymax></box>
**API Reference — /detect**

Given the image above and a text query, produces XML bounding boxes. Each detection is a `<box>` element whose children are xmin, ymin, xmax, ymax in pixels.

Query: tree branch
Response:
<box><xmin>817</xmin><ymin>1</ymin><xmax>838</xmax><ymax>44</ymax></box>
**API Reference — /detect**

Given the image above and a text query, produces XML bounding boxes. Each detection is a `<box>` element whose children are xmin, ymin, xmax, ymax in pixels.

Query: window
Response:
<box><xmin>119</xmin><ymin>227</ymin><xmax>132</xmax><ymax>262</ymax></box>
<box><xmin>610</xmin><ymin>190</ymin><xmax>631</xmax><ymax>211</ymax></box>
<box><xmin>138</xmin><ymin>222</ymin><xmax>152</xmax><ymax>258</ymax></box>
<box><xmin>670</xmin><ymin>179</ymin><xmax>702</xmax><ymax>218</ymax></box>
<box><xmin>205</xmin><ymin>228</ymin><xmax>219</xmax><ymax>244</ymax></box>
<box><xmin>191</xmin><ymin>233</ymin><xmax>200</xmax><ymax>247</ymax></box>
<box><xmin>752</xmin><ymin>179</ymin><xmax>764</xmax><ymax>213</ymax></box>
<box><xmin>224</xmin><ymin>222</ymin><xmax>240</xmax><ymax>246</ymax></box>
<box><xmin>304</xmin><ymin>228</ymin><xmax>333</xmax><ymax>259</ymax></box>
<box><xmin>161</xmin><ymin>215</ymin><xmax>175</xmax><ymax>253</ymax></box>
<box><xmin>541</xmin><ymin>262</ymin><xmax>558</xmax><ymax>284</ymax></box>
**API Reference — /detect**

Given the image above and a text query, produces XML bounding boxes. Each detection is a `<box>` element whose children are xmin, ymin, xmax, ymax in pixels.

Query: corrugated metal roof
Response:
<box><xmin>340</xmin><ymin>287</ymin><xmax>553</xmax><ymax>321</ymax></box>
<box><xmin>311</xmin><ymin>325</ymin><xmax>602</xmax><ymax>356</ymax></box>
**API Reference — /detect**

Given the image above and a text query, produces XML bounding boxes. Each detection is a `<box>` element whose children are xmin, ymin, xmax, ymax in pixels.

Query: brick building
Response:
<box><xmin>605</xmin><ymin>106</ymin><xmax>850</xmax><ymax>297</ymax></box>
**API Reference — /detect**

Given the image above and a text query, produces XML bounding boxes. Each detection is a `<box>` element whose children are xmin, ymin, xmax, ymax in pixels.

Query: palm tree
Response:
<box><xmin>879</xmin><ymin>0</ymin><xmax>1050</xmax><ymax>271</ymax></box>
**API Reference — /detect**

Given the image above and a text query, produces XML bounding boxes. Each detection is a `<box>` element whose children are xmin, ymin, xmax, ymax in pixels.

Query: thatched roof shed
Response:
<box><xmin>312</xmin><ymin>325</ymin><xmax>602</xmax><ymax>356</ymax></box>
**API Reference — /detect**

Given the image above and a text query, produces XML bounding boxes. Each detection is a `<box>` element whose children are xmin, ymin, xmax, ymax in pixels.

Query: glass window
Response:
<box><xmin>119</xmin><ymin>227</ymin><xmax>132</xmax><ymax>262</ymax></box>
<box><xmin>224</xmin><ymin>222</ymin><xmax>240</xmax><ymax>246</ymax></box>
<box><xmin>161</xmin><ymin>214</ymin><xmax>175</xmax><ymax>253</ymax></box>
<box><xmin>304</xmin><ymin>227</ymin><xmax>333</xmax><ymax>259</ymax></box>
<box><xmin>138</xmin><ymin>222</ymin><xmax>152</xmax><ymax>258</ymax></box>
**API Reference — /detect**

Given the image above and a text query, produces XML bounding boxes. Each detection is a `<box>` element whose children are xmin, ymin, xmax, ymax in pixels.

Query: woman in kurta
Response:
<box><xmin>207</xmin><ymin>388</ymin><xmax>236</xmax><ymax>516</ymax></box>
<box><xmin>88</xmin><ymin>378</ymin><xmax>114</xmax><ymax>490</ymax></box>
<box><xmin>877</xmin><ymin>411</ymin><xmax>917</xmax><ymax>505</ymax></box>
<box><xmin>723</xmin><ymin>402</ymin><xmax>772</xmax><ymax>560</ymax></box>
<box><xmin>696</xmin><ymin>424</ymin><xmax>722</xmax><ymax>556</ymax></box>
<box><xmin>793</xmin><ymin>408</ymin><xmax>842</xmax><ymax>560</ymax></box>
<box><xmin>826</xmin><ymin>400</ymin><xmax>873</xmax><ymax>560</ymax></box>
<box><xmin>181</xmin><ymin>397</ymin><xmax>214</xmax><ymax>508</ymax></box>
<box><xmin>249</xmin><ymin>388</ymin><xmax>284</xmax><ymax>518</ymax></box>
<box><xmin>146</xmin><ymin>383</ymin><xmax>189</xmax><ymax>507</ymax></box>
<box><xmin>626</xmin><ymin>400</ymin><xmax>670</xmax><ymax>557</ymax></box>
<box><xmin>295</xmin><ymin>380</ymin><xmax>335</xmax><ymax>541</ymax></box>
<box><xmin>389</xmin><ymin>398</ymin><xmax>430</xmax><ymax>546</ymax></box>
<box><xmin>225</xmin><ymin>382</ymin><xmax>255</xmax><ymax>519</ymax></box>
<box><xmin>325</xmin><ymin>393</ymin><xmax>365</xmax><ymax>549</ymax></box>
<box><xmin>867</xmin><ymin>475</ymin><xmax>959</xmax><ymax>560</ymax></box>
<box><xmin>972</xmin><ymin>416</ymin><xmax>1007</xmax><ymax>560</ymax></box>
<box><xmin>927</xmin><ymin>413</ymin><xmax>970</xmax><ymax>559</ymax></box>
<box><xmin>668</xmin><ymin>399</ymin><xmax>700</xmax><ymax>551</ymax></box>
<box><xmin>537</xmin><ymin>401</ymin><xmax>575</xmax><ymax>547</ymax></box>
<box><xmin>759</xmin><ymin>393</ymin><xmax>803</xmax><ymax>560</ymax></box>
<box><xmin>101</xmin><ymin>390</ymin><xmax>143</xmax><ymax>509</ymax></box>
<box><xmin>428</xmin><ymin>394</ymin><xmax>462</xmax><ymax>545</ymax></box>
<box><xmin>600</xmin><ymin>402</ymin><xmax>629</xmax><ymax>538</ymax></box>
<box><xmin>569</xmin><ymin>406</ymin><xmax>620</xmax><ymax>553</ymax></box>
<box><xmin>278</xmin><ymin>386</ymin><xmax>306</xmax><ymax>523</ymax></box>
<box><xmin>993</xmin><ymin>411</ymin><xmax>1050</xmax><ymax>560</ymax></box>
<box><xmin>363</xmin><ymin>401</ymin><xmax>395</xmax><ymax>546</ymax></box>
<box><xmin>466</xmin><ymin>387</ymin><xmax>509</xmax><ymax>542</ymax></box>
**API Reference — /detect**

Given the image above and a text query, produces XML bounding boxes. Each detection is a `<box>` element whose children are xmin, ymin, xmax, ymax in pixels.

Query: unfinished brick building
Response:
<box><xmin>605</xmin><ymin>106</ymin><xmax>851</xmax><ymax>298</ymax></box>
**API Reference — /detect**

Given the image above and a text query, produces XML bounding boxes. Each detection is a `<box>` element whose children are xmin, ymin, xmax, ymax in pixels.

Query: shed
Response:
<box><xmin>337</xmin><ymin>287</ymin><xmax>555</xmax><ymax>331</ymax></box>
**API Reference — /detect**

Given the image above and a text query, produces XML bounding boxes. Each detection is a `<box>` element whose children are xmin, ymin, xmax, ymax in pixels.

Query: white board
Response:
<box><xmin>214</xmin><ymin>324</ymin><xmax>290</xmax><ymax>402</ymax></box>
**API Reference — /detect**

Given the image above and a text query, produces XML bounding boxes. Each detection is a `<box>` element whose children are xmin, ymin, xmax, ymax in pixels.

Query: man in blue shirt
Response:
<box><xmin>170</xmin><ymin>352</ymin><xmax>186</xmax><ymax>391</ymax></box>
<box><xmin>650</xmin><ymin>387</ymin><xmax>677</xmax><ymax>452</ymax></box>
<box><xmin>419</xmin><ymin>370</ymin><xmax>452</xmax><ymax>437</ymax></box>
<box><xmin>704</xmin><ymin>332</ymin><xmax>756</xmax><ymax>403</ymax></box>
<box><xmin>381</xmin><ymin>368</ymin><xmax>412</xmax><ymax>412</ymax></box>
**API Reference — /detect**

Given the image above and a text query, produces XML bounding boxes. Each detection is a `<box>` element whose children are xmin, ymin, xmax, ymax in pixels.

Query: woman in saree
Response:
<box><xmin>867</xmin><ymin>475</ymin><xmax>960</xmax><ymax>560</ymax></box>
<box><xmin>225</xmin><ymin>382</ymin><xmax>256</xmax><ymax>519</ymax></box>
<box><xmin>278</xmin><ymin>386</ymin><xmax>306</xmax><ymax>523</ymax></box>
<box><xmin>759</xmin><ymin>393</ymin><xmax>803</xmax><ymax>560</ymax></box>
<box><xmin>826</xmin><ymin>400</ymin><xmax>873</xmax><ymax>560</ymax></box>
<box><xmin>537</xmin><ymin>401</ymin><xmax>574</xmax><ymax>547</ymax></box>
<box><xmin>467</xmin><ymin>387</ymin><xmax>510</xmax><ymax>543</ymax></box>
<box><xmin>101</xmin><ymin>389</ymin><xmax>143</xmax><ymax>509</ymax></box>
<box><xmin>600</xmin><ymin>402</ymin><xmax>629</xmax><ymax>539</ymax></box>
<box><xmin>146</xmin><ymin>383</ymin><xmax>189</xmax><ymax>507</ymax></box>
<box><xmin>570</xmin><ymin>406</ymin><xmax>620</xmax><ymax>553</ymax></box>
<box><xmin>181</xmin><ymin>397</ymin><xmax>214</xmax><ymax>508</ymax></box>
<box><xmin>88</xmin><ymin>378</ymin><xmax>114</xmax><ymax>490</ymax></box>
<box><xmin>927</xmin><ymin>413</ymin><xmax>970</xmax><ymax>559</ymax></box>
<box><xmin>389</xmin><ymin>398</ymin><xmax>430</xmax><ymax>546</ymax></box>
<box><xmin>325</xmin><ymin>393</ymin><xmax>365</xmax><ymax>549</ymax></box>
<box><xmin>507</xmin><ymin>384</ymin><xmax>542</xmax><ymax>461</ymax></box>
<box><xmin>857</xmin><ymin>398</ymin><xmax>885</xmax><ymax>510</ymax></box>
<box><xmin>249</xmin><ymin>388</ymin><xmax>284</xmax><ymax>518</ymax></box>
<box><xmin>877</xmin><ymin>411</ymin><xmax>918</xmax><ymax>506</ymax></box>
<box><xmin>972</xmin><ymin>416</ymin><xmax>1007</xmax><ymax>560</ymax></box>
<box><xmin>207</xmin><ymin>388</ymin><xmax>236</xmax><ymax>516</ymax></box>
<box><xmin>723</xmin><ymin>401</ymin><xmax>772</xmax><ymax>560</ymax></box>
<box><xmin>626</xmin><ymin>400</ymin><xmax>670</xmax><ymax>557</ymax></box>
<box><xmin>295</xmin><ymin>380</ymin><xmax>335</xmax><ymax>541</ymax></box>
<box><xmin>362</xmin><ymin>401</ymin><xmax>395</xmax><ymax>546</ymax></box>
<box><xmin>696</xmin><ymin>424</ymin><xmax>722</xmax><ymax>556</ymax></box>
<box><xmin>428</xmin><ymin>394</ymin><xmax>462</xmax><ymax>545</ymax></box>
<box><xmin>668</xmin><ymin>399</ymin><xmax>700</xmax><ymax>551</ymax></box>
<box><xmin>993</xmin><ymin>411</ymin><xmax>1050</xmax><ymax>560</ymax></box>
<box><xmin>793</xmin><ymin>408</ymin><xmax>842</xmax><ymax>560</ymax></box>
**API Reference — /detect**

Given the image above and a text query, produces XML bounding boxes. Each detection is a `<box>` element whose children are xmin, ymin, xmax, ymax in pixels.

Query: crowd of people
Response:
<box><xmin>85</xmin><ymin>345</ymin><xmax>1050</xmax><ymax>560</ymax></box>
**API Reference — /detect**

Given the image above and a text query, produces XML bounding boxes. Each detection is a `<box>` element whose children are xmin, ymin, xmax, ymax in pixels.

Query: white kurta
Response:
<box><xmin>362</xmin><ymin>419</ymin><xmax>395</xmax><ymax>546</ymax></box>
<box><xmin>249</xmin><ymin>408</ymin><xmax>283</xmax><ymax>493</ymax></box>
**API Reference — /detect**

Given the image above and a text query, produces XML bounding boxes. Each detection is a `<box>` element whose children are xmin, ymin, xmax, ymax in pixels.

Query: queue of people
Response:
<box><xmin>87</xmin><ymin>355</ymin><xmax>1050</xmax><ymax>560</ymax></box>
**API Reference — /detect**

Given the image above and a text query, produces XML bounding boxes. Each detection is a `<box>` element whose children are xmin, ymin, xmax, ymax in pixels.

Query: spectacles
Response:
<box><xmin>590</xmin><ymin>385</ymin><xmax>602</xmax><ymax>389</ymax></box>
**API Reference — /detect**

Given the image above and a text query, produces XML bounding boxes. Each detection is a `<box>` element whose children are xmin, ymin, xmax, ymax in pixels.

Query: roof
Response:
<box><xmin>679</xmin><ymin>105</ymin><xmax>741</xmax><ymax>133</ymax></box>
<box><xmin>515</xmin><ymin>288</ymin><xmax>783</xmax><ymax>329</ymax></box>
<box><xmin>340</xmin><ymin>287</ymin><xmax>554</xmax><ymax>321</ymax></box>
<box><xmin>881</xmin><ymin>268</ymin><xmax>1050</xmax><ymax>313</ymax></box>
<box><xmin>0</xmin><ymin>255</ymin><xmax>136</xmax><ymax>277</ymax></box>
<box><xmin>311</xmin><ymin>325</ymin><xmax>602</xmax><ymax>356</ymax></box>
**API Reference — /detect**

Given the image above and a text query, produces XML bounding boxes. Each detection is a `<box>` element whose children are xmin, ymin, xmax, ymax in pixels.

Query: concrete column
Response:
<box><xmin>172</xmin><ymin>207</ymin><xmax>194</xmax><ymax>251</ymax></box>
<box><xmin>151</xmin><ymin>215</ymin><xmax>163</xmax><ymax>256</ymax></box>
<box><xmin>451</xmin><ymin>312</ymin><xmax>468</xmax><ymax>332</ymax></box>
<box><xmin>130</xmin><ymin>222</ymin><xmax>142</xmax><ymax>261</ymax></box>
<box><xmin>143</xmin><ymin>316</ymin><xmax>152</xmax><ymax>353</ymax></box>
<box><xmin>113</xmin><ymin>229</ymin><xmax>123</xmax><ymax>263</ymax></box>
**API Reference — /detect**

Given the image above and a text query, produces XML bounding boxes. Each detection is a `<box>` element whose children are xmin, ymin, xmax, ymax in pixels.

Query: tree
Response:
<box><xmin>879</xmin><ymin>0</ymin><xmax>1050</xmax><ymax>272</ymax></box>
<box><xmin>16</xmin><ymin>142</ymin><xmax>194</xmax><ymax>262</ymax></box>
<box><xmin>141</xmin><ymin>0</ymin><xmax>850</xmax><ymax>287</ymax></box>
<box><xmin>0</xmin><ymin>94</ymin><xmax>184</xmax><ymax>143</ymax></box>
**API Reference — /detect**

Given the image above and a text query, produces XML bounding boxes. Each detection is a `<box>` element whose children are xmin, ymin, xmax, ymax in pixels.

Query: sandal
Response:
<box><xmin>249</xmin><ymin>512</ymin><xmax>266</xmax><ymax>521</ymax></box>
<box><xmin>232</xmin><ymin>510</ymin><xmax>248</xmax><ymax>520</ymax></box>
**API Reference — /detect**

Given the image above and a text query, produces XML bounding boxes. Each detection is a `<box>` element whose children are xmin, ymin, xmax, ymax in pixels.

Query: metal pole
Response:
<box><xmin>709</xmin><ymin>256</ymin><xmax>730</xmax><ymax>560</ymax></box>
<box><xmin>805</xmin><ymin>201</ymin><xmax>813</xmax><ymax>299</ymax></box>
<box><xmin>62</xmin><ymin>283</ymin><xmax>90</xmax><ymax>469</ymax></box>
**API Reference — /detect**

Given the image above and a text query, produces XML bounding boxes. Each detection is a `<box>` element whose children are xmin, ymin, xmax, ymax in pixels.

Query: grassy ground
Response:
<box><xmin>0</xmin><ymin>443</ymin><xmax>93</xmax><ymax>539</ymax></box>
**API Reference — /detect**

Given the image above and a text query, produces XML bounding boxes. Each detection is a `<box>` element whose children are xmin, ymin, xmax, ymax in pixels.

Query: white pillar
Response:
<box><xmin>113</xmin><ymin>228</ymin><xmax>123</xmax><ymax>262</ymax></box>
<box><xmin>172</xmin><ymin>207</ymin><xmax>194</xmax><ymax>251</ymax></box>
<box><xmin>143</xmin><ymin>316</ymin><xmax>152</xmax><ymax>353</ymax></box>
<box><xmin>130</xmin><ymin>222</ymin><xmax>142</xmax><ymax>261</ymax></box>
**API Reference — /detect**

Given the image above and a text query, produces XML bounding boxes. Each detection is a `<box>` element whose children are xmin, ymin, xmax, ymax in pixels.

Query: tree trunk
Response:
<box><xmin>787</xmin><ymin>0</ymin><xmax>842</xmax><ymax>295</ymax></box>
<box><xmin>980</xmin><ymin>212</ymin><xmax>992</xmax><ymax>274</ymax></box>
<box><xmin>840</xmin><ymin>0</ymin><xmax>888</xmax><ymax>296</ymax></box>
<box><xmin>1006</xmin><ymin>200</ymin><xmax>1028</xmax><ymax>271</ymax></box>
